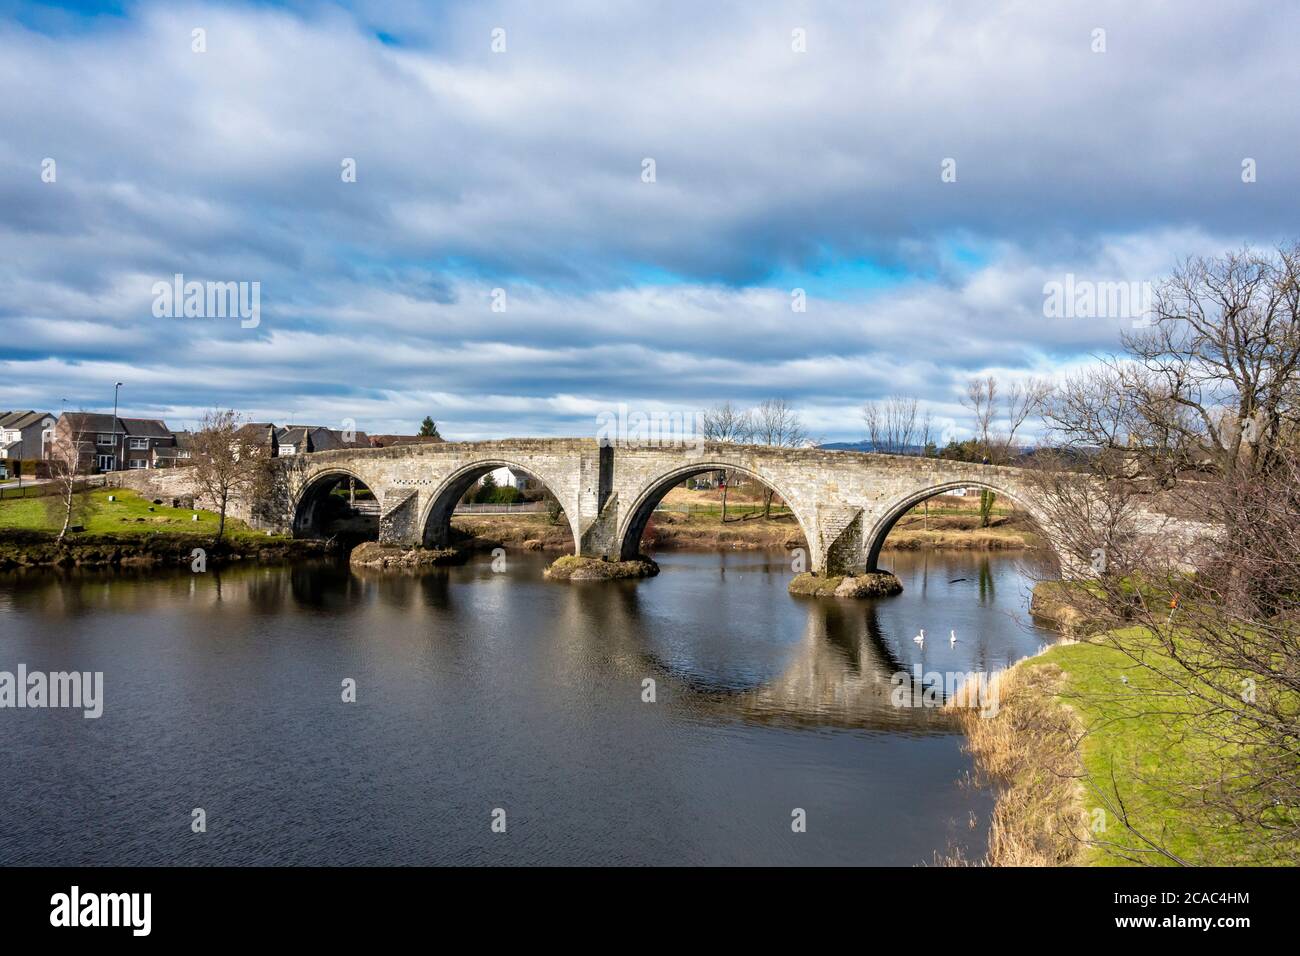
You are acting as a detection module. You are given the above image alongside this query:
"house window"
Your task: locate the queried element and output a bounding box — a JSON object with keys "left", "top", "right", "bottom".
{"left": 128, "top": 438, "right": 149, "bottom": 450}
{"left": 128, "top": 459, "right": 147, "bottom": 470}
{"left": 97, "top": 454, "right": 115, "bottom": 471}
{"left": 97, "top": 433, "right": 116, "bottom": 446}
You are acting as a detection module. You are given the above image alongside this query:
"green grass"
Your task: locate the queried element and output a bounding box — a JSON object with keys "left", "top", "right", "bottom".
{"left": 1028, "top": 634, "right": 1296, "bottom": 866}
{"left": 0, "top": 488, "right": 281, "bottom": 541}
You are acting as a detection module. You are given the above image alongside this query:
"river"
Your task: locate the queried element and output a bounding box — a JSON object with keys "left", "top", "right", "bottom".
{"left": 0, "top": 548, "right": 1056, "bottom": 865}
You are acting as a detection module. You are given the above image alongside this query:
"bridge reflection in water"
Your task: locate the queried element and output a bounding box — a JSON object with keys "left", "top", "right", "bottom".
{"left": 330, "top": 548, "right": 1056, "bottom": 732}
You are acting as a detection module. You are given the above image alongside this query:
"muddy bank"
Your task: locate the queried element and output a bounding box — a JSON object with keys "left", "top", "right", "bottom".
{"left": 0, "top": 529, "right": 332, "bottom": 569}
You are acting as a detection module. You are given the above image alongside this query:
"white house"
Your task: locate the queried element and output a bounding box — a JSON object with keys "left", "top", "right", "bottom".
{"left": 0, "top": 410, "right": 55, "bottom": 461}
{"left": 488, "top": 467, "right": 540, "bottom": 491}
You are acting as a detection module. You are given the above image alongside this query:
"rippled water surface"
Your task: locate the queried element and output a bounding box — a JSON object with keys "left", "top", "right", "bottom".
{"left": 0, "top": 549, "right": 1055, "bottom": 865}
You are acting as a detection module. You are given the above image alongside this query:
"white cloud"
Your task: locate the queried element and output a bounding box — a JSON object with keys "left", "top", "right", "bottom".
{"left": 0, "top": 1, "right": 1293, "bottom": 441}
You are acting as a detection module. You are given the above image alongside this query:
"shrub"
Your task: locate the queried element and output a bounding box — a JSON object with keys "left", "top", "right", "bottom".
{"left": 483, "top": 485, "right": 522, "bottom": 505}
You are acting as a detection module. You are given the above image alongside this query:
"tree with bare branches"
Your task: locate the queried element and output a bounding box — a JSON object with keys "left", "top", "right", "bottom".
{"left": 863, "top": 395, "right": 922, "bottom": 454}
{"left": 700, "top": 401, "right": 754, "bottom": 522}
{"left": 961, "top": 375, "right": 1050, "bottom": 525}
{"left": 700, "top": 401, "right": 753, "bottom": 443}
{"left": 46, "top": 416, "right": 92, "bottom": 543}
{"left": 1025, "top": 243, "right": 1300, "bottom": 863}
{"left": 751, "top": 398, "right": 808, "bottom": 517}
{"left": 190, "top": 409, "right": 271, "bottom": 545}
{"left": 1122, "top": 244, "right": 1300, "bottom": 479}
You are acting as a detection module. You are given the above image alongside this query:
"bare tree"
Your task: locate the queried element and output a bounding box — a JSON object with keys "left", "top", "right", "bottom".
{"left": 701, "top": 401, "right": 754, "bottom": 443}
{"left": 961, "top": 375, "right": 1050, "bottom": 525}
{"left": 190, "top": 409, "right": 269, "bottom": 545}
{"left": 863, "top": 395, "right": 920, "bottom": 454}
{"left": 753, "top": 398, "right": 807, "bottom": 447}
{"left": 964, "top": 377, "right": 999, "bottom": 459}
{"left": 1026, "top": 442, "right": 1300, "bottom": 863}
{"left": 918, "top": 409, "right": 935, "bottom": 457}
{"left": 46, "top": 417, "right": 92, "bottom": 543}
{"left": 752, "top": 398, "right": 808, "bottom": 517}
{"left": 700, "top": 401, "right": 754, "bottom": 522}
{"left": 1024, "top": 243, "right": 1300, "bottom": 863}
{"left": 1119, "top": 244, "right": 1300, "bottom": 479}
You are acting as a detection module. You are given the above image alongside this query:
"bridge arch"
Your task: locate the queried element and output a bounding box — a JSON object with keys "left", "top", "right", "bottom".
{"left": 616, "top": 460, "right": 816, "bottom": 564}
{"left": 418, "top": 458, "right": 580, "bottom": 551}
{"left": 863, "top": 479, "right": 1057, "bottom": 572}
{"left": 292, "top": 467, "right": 381, "bottom": 540}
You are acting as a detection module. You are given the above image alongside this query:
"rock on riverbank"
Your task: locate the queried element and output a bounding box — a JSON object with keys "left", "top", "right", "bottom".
{"left": 788, "top": 570, "right": 903, "bottom": 598}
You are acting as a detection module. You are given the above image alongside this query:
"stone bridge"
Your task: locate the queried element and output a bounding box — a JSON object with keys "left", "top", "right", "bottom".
{"left": 272, "top": 439, "right": 1112, "bottom": 576}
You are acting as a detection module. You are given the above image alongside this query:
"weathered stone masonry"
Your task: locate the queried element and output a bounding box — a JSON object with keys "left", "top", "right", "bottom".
{"left": 260, "top": 439, "right": 1211, "bottom": 577}
{"left": 107, "top": 439, "right": 1212, "bottom": 577}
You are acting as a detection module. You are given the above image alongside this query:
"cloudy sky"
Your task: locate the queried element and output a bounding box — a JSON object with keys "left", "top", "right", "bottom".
{"left": 1, "top": 0, "right": 1296, "bottom": 442}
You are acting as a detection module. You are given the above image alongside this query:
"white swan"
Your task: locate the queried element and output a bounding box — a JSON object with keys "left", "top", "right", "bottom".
{"left": 913, "top": 628, "right": 925, "bottom": 645}
{"left": 950, "top": 630, "right": 957, "bottom": 646}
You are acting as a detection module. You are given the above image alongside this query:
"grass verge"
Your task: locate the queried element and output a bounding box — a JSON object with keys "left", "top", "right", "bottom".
{"left": 0, "top": 488, "right": 275, "bottom": 542}
{"left": 958, "top": 622, "right": 1298, "bottom": 866}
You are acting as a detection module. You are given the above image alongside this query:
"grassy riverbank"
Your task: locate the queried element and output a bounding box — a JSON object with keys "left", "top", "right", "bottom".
{"left": 960, "top": 588, "right": 1297, "bottom": 866}
{"left": 0, "top": 487, "right": 271, "bottom": 539}
{"left": 0, "top": 488, "right": 317, "bottom": 568}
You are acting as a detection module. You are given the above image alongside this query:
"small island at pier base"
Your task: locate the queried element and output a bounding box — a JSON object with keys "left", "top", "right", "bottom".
{"left": 542, "top": 554, "right": 659, "bottom": 581}
{"left": 787, "top": 570, "right": 904, "bottom": 598}
{"left": 347, "top": 540, "right": 465, "bottom": 570}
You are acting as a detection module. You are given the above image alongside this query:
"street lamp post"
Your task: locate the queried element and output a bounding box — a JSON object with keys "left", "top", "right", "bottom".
{"left": 112, "top": 382, "right": 123, "bottom": 469}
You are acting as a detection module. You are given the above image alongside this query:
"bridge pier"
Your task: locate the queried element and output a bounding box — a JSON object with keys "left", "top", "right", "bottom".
{"left": 577, "top": 494, "right": 621, "bottom": 560}
{"left": 820, "top": 508, "right": 866, "bottom": 577}
{"left": 378, "top": 488, "right": 420, "bottom": 545}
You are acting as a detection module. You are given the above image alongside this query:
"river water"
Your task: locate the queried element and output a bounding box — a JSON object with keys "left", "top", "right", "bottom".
{"left": 0, "top": 549, "right": 1056, "bottom": 866}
